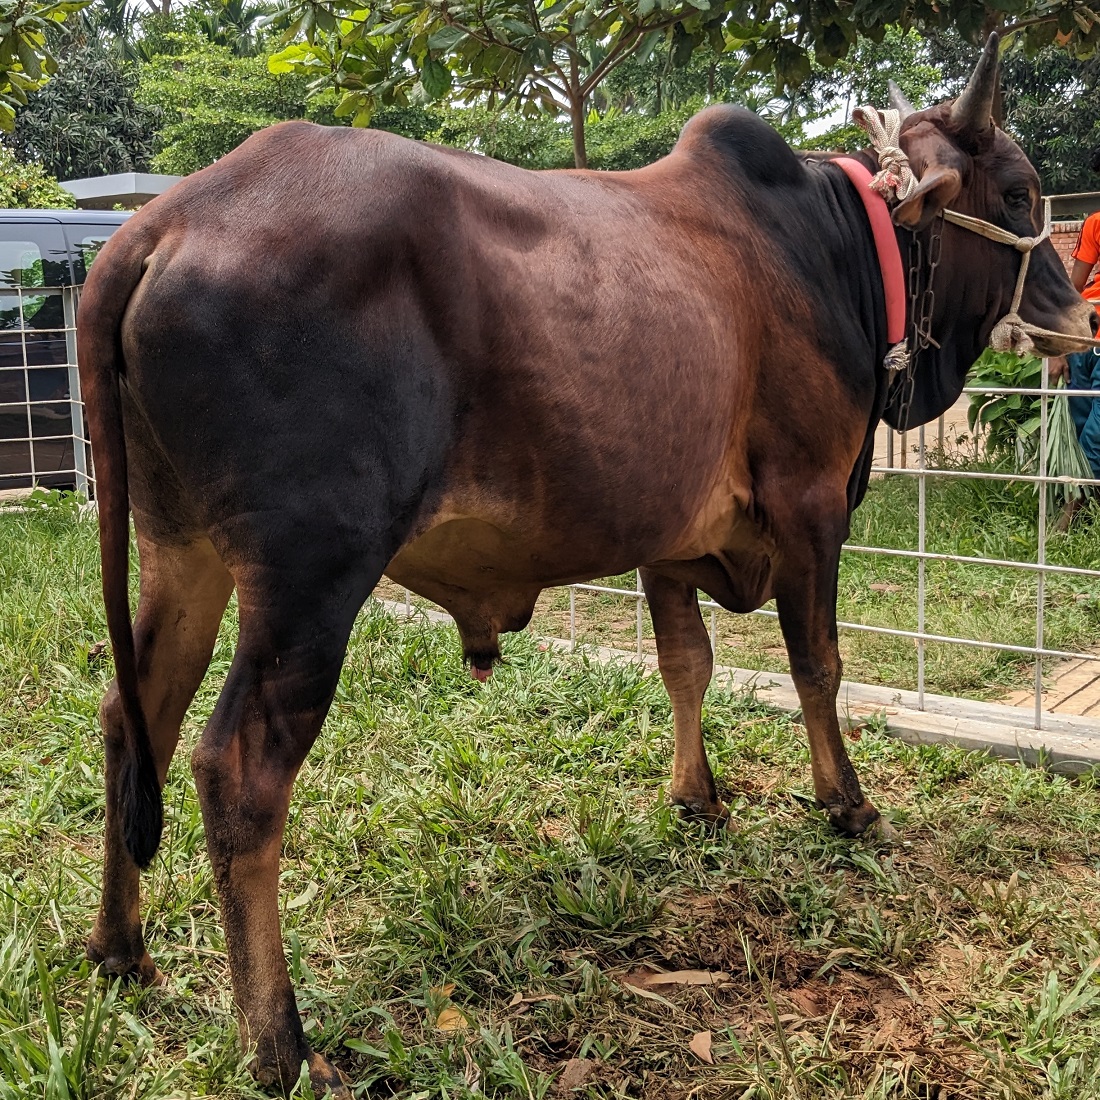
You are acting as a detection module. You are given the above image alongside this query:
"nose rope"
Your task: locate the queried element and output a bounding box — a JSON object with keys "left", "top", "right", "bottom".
{"left": 939, "top": 209, "right": 1066, "bottom": 354}
{"left": 852, "top": 105, "right": 1099, "bottom": 358}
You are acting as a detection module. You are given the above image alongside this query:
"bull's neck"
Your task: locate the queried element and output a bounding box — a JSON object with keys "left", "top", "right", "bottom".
{"left": 890, "top": 221, "right": 987, "bottom": 428}
{"left": 823, "top": 148, "right": 984, "bottom": 429}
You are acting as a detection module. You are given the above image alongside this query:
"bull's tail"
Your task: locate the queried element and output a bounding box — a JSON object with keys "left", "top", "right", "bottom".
{"left": 77, "top": 235, "right": 161, "bottom": 870}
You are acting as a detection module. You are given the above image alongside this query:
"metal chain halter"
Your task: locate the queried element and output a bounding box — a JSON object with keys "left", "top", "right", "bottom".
{"left": 891, "top": 216, "right": 943, "bottom": 426}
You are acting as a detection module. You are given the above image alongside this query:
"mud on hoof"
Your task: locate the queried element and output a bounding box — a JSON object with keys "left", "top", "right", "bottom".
{"left": 252, "top": 1045, "right": 350, "bottom": 1097}
{"left": 674, "top": 795, "right": 730, "bottom": 829}
{"left": 85, "top": 939, "right": 165, "bottom": 987}
{"left": 305, "top": 1052, "right": 351, "bottom": 1098}
{"left": 864, "top": 815, "right": 900, "bottom": 844}
{"left": 822, "top": 798, "right": 883, "bottom": 838}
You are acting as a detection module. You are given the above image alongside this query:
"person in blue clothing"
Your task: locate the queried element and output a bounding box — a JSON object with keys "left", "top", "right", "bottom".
{"left": 1053, "top": 157, "right": 1100, "bottom": 478}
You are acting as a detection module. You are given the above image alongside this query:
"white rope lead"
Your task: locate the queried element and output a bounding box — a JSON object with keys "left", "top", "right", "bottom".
{"left": 940, "top": 210, "right": 1074, "bottom": 355}
{"left": 851, "top": 107, "right": 916, "bottom": 203}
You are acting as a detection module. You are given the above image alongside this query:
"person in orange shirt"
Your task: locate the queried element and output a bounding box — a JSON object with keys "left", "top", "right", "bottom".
{"left": 1056, "top": 175, "right": 1100, "bottom": 478}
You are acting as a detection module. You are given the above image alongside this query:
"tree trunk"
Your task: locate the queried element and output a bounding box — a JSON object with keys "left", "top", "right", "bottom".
{"left": 570, "top": 96, "right": 587, "bottom": 169}
{"left": 568, "top": 52, "right": 587, "bottom": 170}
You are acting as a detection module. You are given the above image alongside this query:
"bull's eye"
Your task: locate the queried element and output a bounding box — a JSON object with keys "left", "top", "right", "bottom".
{"left": 1005, "top": 188, "right": 1031, "bottom": 209}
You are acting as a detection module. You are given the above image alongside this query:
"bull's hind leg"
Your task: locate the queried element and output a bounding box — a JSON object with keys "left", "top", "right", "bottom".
{"left": 88, "top": 534, "right": 233, "bottom": 981}
{"left": 191, "top": 552, "right": 380, "bottom": 1097}
{"left": 641, "top": 569, "right": 727, "bottom": 825}
{"left": 773, "top": 504, "right": 881, "bottom": 837}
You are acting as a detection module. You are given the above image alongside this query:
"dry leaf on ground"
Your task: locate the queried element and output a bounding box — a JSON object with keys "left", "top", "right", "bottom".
{"left": 625, "top": 968, "right": 730, "bottom": 988}
{"left": 689, "top": 1031, "right": 713, "bottom": 1064}
{"left": 556, "top": 1058, "right": 595, "bottom": 1091}
{"left": 508, "top": 990, "right": 562, "bottom": 1007}
{"left": 436, "top": 1006, "right": 469, "bottom": 1032}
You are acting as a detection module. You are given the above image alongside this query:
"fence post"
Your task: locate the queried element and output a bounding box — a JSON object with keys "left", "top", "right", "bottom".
{"left": 1034, "top": 198, "right": 1052, "bottom": 731}
{"left": 917, "top": 422, "right": 926, "bottom": 710}
{"left": 64, "top": 287, "right": 89, "bottom": 498}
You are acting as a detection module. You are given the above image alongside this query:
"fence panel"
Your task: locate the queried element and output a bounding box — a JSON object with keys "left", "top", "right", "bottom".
{"left": 0, "top": 285, "right": 92, "bottom": 500}
{"left": 11, "top": 274, "right": 1100, "bottom": 733}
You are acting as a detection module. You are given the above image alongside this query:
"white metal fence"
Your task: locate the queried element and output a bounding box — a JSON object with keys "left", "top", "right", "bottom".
{"left": 0, "top": 285, "right": 92, "bottom": 500}
{"left": 8, "top": 275, "right": 1100, "bottom": 734}
{"left": 559, "top": 378, "right": 1100, "bottom": 732}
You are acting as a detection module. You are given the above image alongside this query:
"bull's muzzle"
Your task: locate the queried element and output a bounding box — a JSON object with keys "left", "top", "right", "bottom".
{"left": 1028, "top": 300, "right": 1099, "bottom": 357}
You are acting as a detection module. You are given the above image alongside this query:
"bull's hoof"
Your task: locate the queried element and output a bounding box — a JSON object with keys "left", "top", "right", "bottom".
{"left": 824, "top": 798, "right": 882, "bottom": 838}
{"left": 674, "top": 795, "right": 730, "bottom": 830}
{"left": 86, "top": 939, "right": 165, "bottom": 987}
{"left": 307, "top": 1052, "right": 351, "bottom": 1098}
{"left": 866, "top": 816, "right": 900, "bottom": 844}
{"left": 252, "top": 1048, "right": 350, "bottom": 1098}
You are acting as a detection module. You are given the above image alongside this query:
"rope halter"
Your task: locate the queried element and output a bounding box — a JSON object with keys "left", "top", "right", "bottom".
{"left": 940, "top": 208, "right": 1052, "bottom": 355}
{"left": 852, "top": 105, "right": 1099, "bottom": 359}
{"left": 851, "top": 106, "right": 916, "bottom": 203}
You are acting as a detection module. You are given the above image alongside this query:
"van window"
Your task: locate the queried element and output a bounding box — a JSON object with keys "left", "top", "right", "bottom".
{"left": 70, "top": 226, "right": 124, "bottom": 283}
{"left": 0, "top": 226, "right": 70, "bottom": 329}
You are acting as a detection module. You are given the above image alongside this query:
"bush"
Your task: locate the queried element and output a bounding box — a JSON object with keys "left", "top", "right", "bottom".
{"left": 0, "top": 145, "right": 75, "bottom": 209}
{"left": 967, "top": 349, "right": 1043, "bottom": 462}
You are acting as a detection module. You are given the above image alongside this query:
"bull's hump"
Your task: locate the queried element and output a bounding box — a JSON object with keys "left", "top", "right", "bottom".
{"left": 676, "top": 105, "right": 805, "bottom": 188}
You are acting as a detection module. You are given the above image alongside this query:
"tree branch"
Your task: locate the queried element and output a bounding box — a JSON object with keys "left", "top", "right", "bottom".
{"left": 578, "top": 12, "right": 684, "bottom": 97}
{"left": 1002, "top": 11, "right": 1061, "bottom": 34}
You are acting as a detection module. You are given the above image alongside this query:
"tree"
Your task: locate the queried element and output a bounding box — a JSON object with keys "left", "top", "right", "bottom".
{"left": 79, "top": 0, "right": 143, "bottom": 58}
{"left": 268, "top": 0, "right": 731, "bottom": 167}
{"left": 986, "top": 40, "right": 1100, "bottom": 193}
{"left": 192, "top": 0, "right": 275, "bottom": 58}
{"left": 408, "top": 29, "right": 818, "bottom": 171}
{"left": 135, "top": 32, "right": 332, "bottom": 173}
{"left": 0, "top": 0, "right": 92, "bottom": 131}
{"left": 268, "top": 0, "right": 1100, "bottom": 169}
{"left": 8, "top": 31, "right": 158, "bottom": 179}
{"left": 0, "top": 142, "right": 74, "bottom": 204}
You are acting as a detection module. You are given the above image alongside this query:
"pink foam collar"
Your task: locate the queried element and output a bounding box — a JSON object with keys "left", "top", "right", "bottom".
{"left": 831, "top": 157, "right": 907, "bottom": 346}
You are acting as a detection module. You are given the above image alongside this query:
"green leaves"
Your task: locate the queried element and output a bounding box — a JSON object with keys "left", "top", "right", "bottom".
{"left": 0, "top": 145, "right": 74, "bottom": 207}
{"left": 421, "top": 56, "right": 452, "bottom": 99}
{"left": 267, "top": 0, "right": 743, "bottom": 164}
{"left": 0, "top": 0, "right": 87, "bottom": 131}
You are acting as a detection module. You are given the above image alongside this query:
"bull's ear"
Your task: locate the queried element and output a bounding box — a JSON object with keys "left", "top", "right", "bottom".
{"left": 892, "top": 165, "right": 962, "bottom": 231}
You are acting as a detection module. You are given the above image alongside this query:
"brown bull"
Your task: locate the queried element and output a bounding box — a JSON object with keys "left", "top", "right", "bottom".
{"left": 78, "top": 34, "right": 1093, "bottom": 1094}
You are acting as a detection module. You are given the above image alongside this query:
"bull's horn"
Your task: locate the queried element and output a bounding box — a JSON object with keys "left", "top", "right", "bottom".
{"left": 888, "top": 80, "right": 915, "bottom": 120}
{"left": 951, "top": 32, "right": 999, "bottom": 136}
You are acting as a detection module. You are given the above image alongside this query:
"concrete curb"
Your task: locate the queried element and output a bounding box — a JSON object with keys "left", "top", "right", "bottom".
{"left": 374, "top": 599, "right": 1100, "bottom": 776}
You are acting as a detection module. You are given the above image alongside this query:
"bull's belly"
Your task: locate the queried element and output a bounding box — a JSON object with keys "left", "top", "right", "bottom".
{"left": 382, "top": 515, "right": 777, "bottom": 650}
{"left": 384, "top": 516, "right": 630, "bottom": 631}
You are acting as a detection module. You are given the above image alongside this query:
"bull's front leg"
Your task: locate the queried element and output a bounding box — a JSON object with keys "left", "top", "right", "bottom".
{"left": 641, "top": 568, "right": 728, "bottom": 826}
{"left": 773, "top": 506, "right": 886, "bottom": 838}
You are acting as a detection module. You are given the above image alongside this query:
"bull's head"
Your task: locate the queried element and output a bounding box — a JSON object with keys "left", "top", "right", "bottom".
{"left": 882, "top": 34, "right": 1096, "bottom": 427}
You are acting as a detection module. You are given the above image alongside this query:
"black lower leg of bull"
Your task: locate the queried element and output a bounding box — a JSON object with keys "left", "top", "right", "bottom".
{"left": 774, "top": 512, "right": 882, "bottom": 837}
{"left": 640, "top": 568, "right": 728, "bottom": 825}
{"left": 88, "top": 535, "right": 233, "bottom": 983}
{"left": 189, "top": 565, "right": 374, "bottom": 1098}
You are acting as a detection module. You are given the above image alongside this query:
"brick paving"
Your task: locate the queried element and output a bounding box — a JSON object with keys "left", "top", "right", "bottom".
{"left": 1003, "top": 652, "right": 1100, "bottom": 716}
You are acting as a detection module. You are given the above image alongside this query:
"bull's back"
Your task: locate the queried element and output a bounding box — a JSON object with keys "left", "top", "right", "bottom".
{"left": 115, "top": 123, "right": 755, "bottom": 564}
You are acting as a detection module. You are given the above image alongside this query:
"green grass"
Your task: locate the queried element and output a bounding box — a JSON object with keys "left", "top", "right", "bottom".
{"left": 5, "top": 502, "right": 1100, "bottom": 1098}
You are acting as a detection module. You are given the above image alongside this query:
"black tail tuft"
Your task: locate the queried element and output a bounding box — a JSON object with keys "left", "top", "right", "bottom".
{"left": 120, "top": 739, "right": 163, "bottom": 870}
